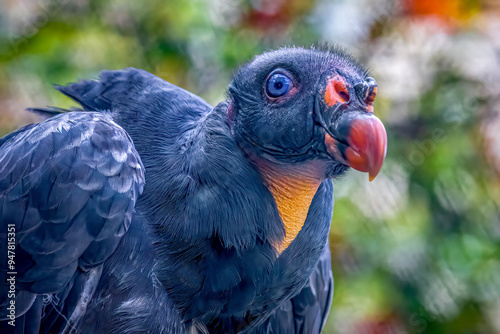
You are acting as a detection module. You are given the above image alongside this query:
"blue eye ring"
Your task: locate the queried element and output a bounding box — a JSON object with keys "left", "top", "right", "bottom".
{"left": 266, "top": 73, "right": 293, "bottom": 98}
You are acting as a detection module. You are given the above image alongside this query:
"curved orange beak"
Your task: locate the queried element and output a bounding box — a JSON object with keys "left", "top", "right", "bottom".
{"left": 320, "top": 75, "right": 387, "bottom": 181}
{"left": 325, "top": 114, "right": 387, "bottom": 181}
{"left": 344, "top": 115, "right": 387, "bottom": 181}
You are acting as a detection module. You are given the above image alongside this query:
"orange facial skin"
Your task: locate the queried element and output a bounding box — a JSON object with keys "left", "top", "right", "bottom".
{"left": 324, "top": 76, "right": 350, "bottom": 107}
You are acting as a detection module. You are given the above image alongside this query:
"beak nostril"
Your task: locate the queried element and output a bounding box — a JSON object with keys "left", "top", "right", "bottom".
{"left": 325, "top": 76, "right": 351, "bottom": 106}
{"left": 334, "top": 81, "right": 349, "bottom": 103}
{"left": 338, "top": 90, "right": 349, "bottom": 103}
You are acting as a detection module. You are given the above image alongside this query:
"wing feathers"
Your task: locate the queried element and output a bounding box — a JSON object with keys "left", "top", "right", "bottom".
{"left": 0, "top": 112, "right": 145, "bottom": 316}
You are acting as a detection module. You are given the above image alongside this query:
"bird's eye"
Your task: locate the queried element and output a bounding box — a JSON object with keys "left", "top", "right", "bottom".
{"left": 266, "top": 73, "right": 293, "bottom": 98}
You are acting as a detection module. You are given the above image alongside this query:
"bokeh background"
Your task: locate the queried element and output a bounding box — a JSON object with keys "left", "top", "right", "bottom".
{"left": 1, "top": 0, "right": 499, "bottom": 333}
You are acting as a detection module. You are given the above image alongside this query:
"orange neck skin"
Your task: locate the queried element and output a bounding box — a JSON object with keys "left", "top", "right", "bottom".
{"left": 255, "top": 159, "right": 323, "bottom": 253}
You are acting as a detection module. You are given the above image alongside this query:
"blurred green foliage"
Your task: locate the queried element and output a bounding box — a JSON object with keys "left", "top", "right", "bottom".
{"left": 1, "top": 0, "right": 500, "bottom": 333}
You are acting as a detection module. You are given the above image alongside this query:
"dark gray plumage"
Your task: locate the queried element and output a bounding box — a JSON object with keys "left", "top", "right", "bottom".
{"left": 0, "top": 112, "right": 144, "bottom": 332}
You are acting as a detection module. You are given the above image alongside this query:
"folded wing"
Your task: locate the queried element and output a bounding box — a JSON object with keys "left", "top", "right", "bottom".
{"left": 0, "top": 112, "right": 144, "bottom": 332}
